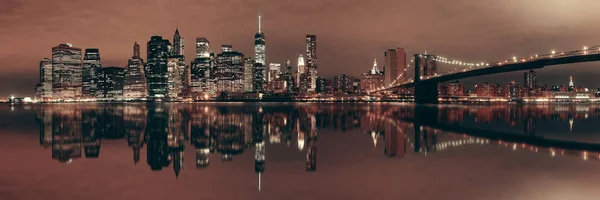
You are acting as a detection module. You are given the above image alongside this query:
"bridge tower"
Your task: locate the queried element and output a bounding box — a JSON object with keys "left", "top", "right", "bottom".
{"left": 414, "top": 54, "right": 439, "bottom": 104}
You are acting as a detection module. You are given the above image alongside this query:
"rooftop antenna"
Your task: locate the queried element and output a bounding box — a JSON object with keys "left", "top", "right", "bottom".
{"left": 258, "top": 15, "right": 262, "bottom": 33}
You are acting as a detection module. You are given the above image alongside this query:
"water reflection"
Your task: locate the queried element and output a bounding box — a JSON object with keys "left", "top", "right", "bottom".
{"left": 33, "top": 103, "right": 600, "bottom": 178}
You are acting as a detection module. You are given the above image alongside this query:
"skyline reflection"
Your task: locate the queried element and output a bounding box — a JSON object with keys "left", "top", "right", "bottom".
{"left": 32, "top": 103, "right": 600, "bottom": 180}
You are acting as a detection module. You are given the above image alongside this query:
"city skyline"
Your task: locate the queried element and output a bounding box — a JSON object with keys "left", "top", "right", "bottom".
{"left": 2, "top": 0, "right": 600, "bottom": 97}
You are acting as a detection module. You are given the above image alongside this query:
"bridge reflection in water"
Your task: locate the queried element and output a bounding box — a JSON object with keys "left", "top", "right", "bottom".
{"left": 34, "top": 103, "right": 600, "bottom": 179}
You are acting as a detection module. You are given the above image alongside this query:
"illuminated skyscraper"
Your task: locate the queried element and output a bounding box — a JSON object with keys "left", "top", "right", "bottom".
{"left": 215, "top": 45, "right": 245, "bottom": 93}
{"left": 384, "top": 48, "right": 406, "bottom": 86}
{"left": 253, "top": 63, "right": 265, "bottom": 92}
{"left": 96, "top": 67, "right": 125, "bottom": 100}
{"left": 195, "top": 38, "right": 210, "bottom": 58}
{"left": 167, "top": 55, "right": 187, "bottom": 99}
{"left": 52, "top": 43, "right": 83, "bottom": 100}
{"left": 123, "top": 42, "right": 147, "bottom": 100}
{"left": 37, "top": 58, "right": 53, "bottom": 101}
{"left": 284, "top": 60, "right": 295, "bottom": 94}
{"left": 296, "top": 54, "right": 305, "bottom": 88}
{"left": 146, "top": 36, "right": 171, "bottom": 99}
{"left": 254, "top": 16, "right": 266, "bottom": 67}
{"left": 82, "top": 48, "right": 101, "bottom": 99}
{"left": 361, "top": 59, "right": 384, "bottom": 93}
{"left": 244, "top": 58, "right": 255, "bottom": 92}
{"left": 191, "top": 38, "right": 213, "bottom": 98}
{"left": 254, "top": 16, "right": 267, "bottom": 89}
{"left": 268, "top": 63, "right": 281, "bottom": 82}
{"left": 305, "top": 35, "right": 317, "bottom": 93}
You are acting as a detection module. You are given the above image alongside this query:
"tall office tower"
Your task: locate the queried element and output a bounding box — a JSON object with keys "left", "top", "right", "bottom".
{"left": 96, "top": 67, "right": 125, "bottom": 100}
{"left": 172, "top": 28, "right": 184, "bottom": 56}
{"left": 244, "top": 58, "right": 255, "bottom": 92}
{"left": 215, "top": 45, "right": 245, "bottom": 93}
{"left": 167, "top": 55, "right": 187, "bottom": 99}
{"left": 253, "top": 63, "right": 265, "bottom": 92}
{"left": 384, "top": 48, "right": 406, "bottom": 86}
{"left": 254, "top": 16, "right": 266, "bottom": 68}
{"left": 268, "top": 63, "right": 282, "bottom": 82}
{"left": 284, "top": 60, "right": 295, "bottom": 93}
{"left": 124, "top": 42, "right": 147, "bottom": 100}
{"left": 146, "top": 36, "right": 171, "bottom": 99}
{"left": 195, "top": 38, "right": 210, "bottom": 59}
{"left": 296, "top": 54, "right": 305, "bottom": 86}
{"left": 420, "top": 53, "right": 437, "bottom": 76}
{"left": 191, "top": 38, "right": 213, "bottom": 98}
{"left": 305, "top": 35, "right": 317, "bottom": 93}
{"left": 82, "top": 49, "right": 101, "bottom": 99}
{"left": 38, "top": 58, "right": 53, "bottom": 101}
{"left": 52, "top": 43, "right": 83, "bottom": 100}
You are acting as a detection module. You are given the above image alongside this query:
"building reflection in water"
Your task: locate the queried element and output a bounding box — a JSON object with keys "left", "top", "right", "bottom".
{"left": 33, "top": 103, "right": 600, "bottom": 178}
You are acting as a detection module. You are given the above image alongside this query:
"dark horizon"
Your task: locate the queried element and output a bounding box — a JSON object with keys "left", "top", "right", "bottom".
{"left": 2, "top": 0, "right": 600, "bottom": 98}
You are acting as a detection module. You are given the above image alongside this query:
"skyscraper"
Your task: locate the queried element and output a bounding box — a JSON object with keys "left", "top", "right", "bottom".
{"left": 268, "top": 63, "right": 281, "bottom": 82}
{"left": 361, "top": 59, "right": 384, "bottom": 93}
{"left": 254, "top": 16, "right": 266, "bottom": 67}
{"left": 191, "top": 38, "right": 213, "bottom": 98}
{"left": 569, "top": 76, "right": 574, "bottom": 91}
{"left": 96, "top": 67, "right": 125, "bottom": 99}
{"left": 167, "top": 55, "right": 187, "bottom": 99}
{"left": 215, "top": 45, "right": 245, "bottom": 93}
{"left": 146, "top": 36, "right": 171, "bottom": 99}
{"left": 195, "top": 38, "right": 210, "bottom": 59}
{"left": 254, "top": 16, "right": 267, "bottom": 87}
{"left": 167, "top": 28, "right": 188, "bottom": 99}
{"left": 37, "top": 58, "right": 53, "bottom": 101}
{"left": 244, "top": 58, "right": 255, "bottom": 92}
{"left": 52, "top": 43, "right": 83, "bottom": 100}
{"left": 296, "top": 54, "right": 305, "bottom": 88}
{"left": 305, "top": 35, "right": 317, "bottom": 93}
{"left": 124, "top": 42, "right": 147, "bottom": 100}
{"left": 284, "top": 60, "right": 295, "bottom": 94}
{"left": 171, "top": 28, "right": 184, "bottom": 56}
{"left": 384, "top": 48, "right": 406, "bottom": 86}
{"left": 253, "top": 62, "right": 266, "bottom": 92}
{"left": 82, "top": 49, "right": 101, "bottom": 99}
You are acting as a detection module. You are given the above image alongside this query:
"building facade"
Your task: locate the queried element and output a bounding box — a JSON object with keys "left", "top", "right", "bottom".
{"left": 361, "top": 59, "right": 384, "bottom": 93}
{"left": 146, "top": 36, "right": 171, "bottom": 99}
{"left": 82, "top": 49, "right": 101, "bottom": 99}
{"left": 52, "top": 44, "right": 83, "bottom": 100}
{"left": 123, "top": 42, "right": 147, "bottom": 100}
{"left": 97, "top": 67, "right": 125, "bottom": 100}
{"left": 167, "top": 55, "right": 187, "bottom": 99}
{"left": 384, "top": 48, "right": 406, "bottom": 86}
{"left": 244, "top": 58, "right": 255, "bottom": 92}
{"left": 305, "top": 35, "right": 317, "bottom": 93}
{"left": 296, "top": 54, "right": 306, "bottom": 93}
{"left": 215, "top": 45, "right": 245, "bottom": 93}
{"left": 37, "top": 58, "right": 53, "bottom": 101}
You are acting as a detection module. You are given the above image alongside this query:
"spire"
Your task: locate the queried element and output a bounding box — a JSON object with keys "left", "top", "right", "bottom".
{"left": 258, "top": 173, "right": 262, "bottom": 191}
{"left": 258, "top": 15, "right": 262, "bottom": 33}
{"left": 371, "top": 59, "right": 379, "bottom": 74}
{"left": 133, "top": 42, "right": 140, "bottom": 58}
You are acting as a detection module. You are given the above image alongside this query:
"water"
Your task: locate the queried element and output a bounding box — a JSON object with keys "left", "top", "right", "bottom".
{"left": 1, "top": 103, "right": 600, "bottom": 200}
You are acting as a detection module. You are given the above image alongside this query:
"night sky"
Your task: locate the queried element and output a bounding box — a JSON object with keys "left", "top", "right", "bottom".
{"left": 1, "top": 0, "right": 600, "bottom": 98}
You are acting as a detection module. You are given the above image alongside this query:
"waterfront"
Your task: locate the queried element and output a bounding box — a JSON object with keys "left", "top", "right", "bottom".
{"left": 1, "top": 103, "right": 600, "bottom": 199}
